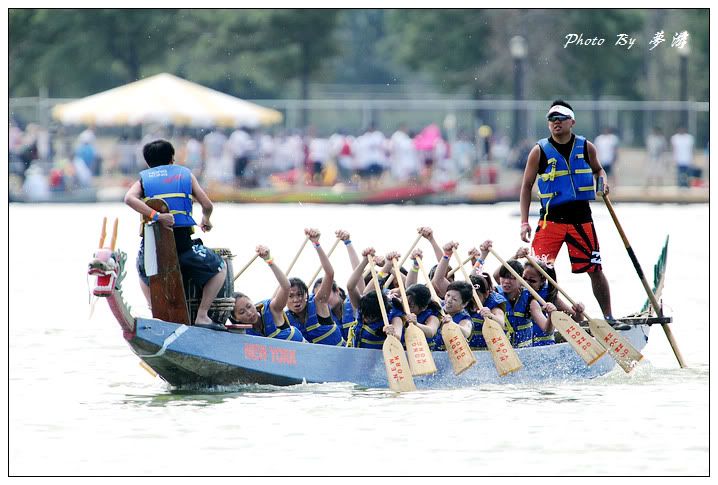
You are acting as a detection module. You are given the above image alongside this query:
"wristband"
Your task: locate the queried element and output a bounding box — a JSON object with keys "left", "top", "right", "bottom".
{"left": 521, "top": 222, "right": 530, "bottom": 228}
{"left": 149, "top": 210, "right": 158, "bottom": 221}
{"left": 411, "top": 267, "right": 419, "bottom": 273}
{"left": 474, "top": 259, "right": 484, "bottom": 269}
{"left": 263, "top": 258, "right": 274, "bottom": 265}
{"left": 313, "top": 242, "right": 321, "bottom": 249}
{"left": 378, "top": 271, "right": 387, "bottom": 278}
{"left": 343, "top": 239, "right": 351, "bottom": 246}
{"left": 442, "top": 254, "right": 450, "bottom": 260}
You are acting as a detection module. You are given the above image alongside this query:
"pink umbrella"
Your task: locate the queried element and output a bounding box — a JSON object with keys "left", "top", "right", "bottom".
{"left": 413, "top": 123, "right": 443, "bottom": 151}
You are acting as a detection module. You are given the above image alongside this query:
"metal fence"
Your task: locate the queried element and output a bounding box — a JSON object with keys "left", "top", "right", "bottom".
{"left": 9, "top": 96, "right": 710, "bottom": 148}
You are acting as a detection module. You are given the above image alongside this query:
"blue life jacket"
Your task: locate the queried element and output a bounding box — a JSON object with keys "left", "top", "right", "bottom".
{"left": 286, "top": 295, "right": 344, "bottom": 346}
{"left": 140, "top": 164, "right": 196, "bottom": 227}
{"left": 497, "top": 287, "right": 534, "bottom": 348}
{"left": 410, "top": 307, "right": 441, "bottom": 350}
{"left": 532, "top": 282, "right": 556, "bottom": 346}
{"left": 247, "top": 299, "right": 304, "bottom": 342}
{"left": 434, "top": 309, "right": 471, "bottom": 351}
{"left": 331, "top": 298, "right": 356, "bottom": 342}
{"left": 467, "top": 292, "right": 508, "bottom": 350}
{"left": 536, "top": 135, "right": 595, "bottom": 218}
{"left": 350, "top": 304, "right": 404, "bottom": 349}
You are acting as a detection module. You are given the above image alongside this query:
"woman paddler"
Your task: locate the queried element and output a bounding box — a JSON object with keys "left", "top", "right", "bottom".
{"left": 310, "top": 229, "right": 361, "bottom": 342}
{"left": 285, "top": 228, "right": 345, "bottom": 346}
{"left": 346, "top": 248, "right": 404, "bottom": 348}
{"left": 228, "top": 245, "right": 305, "bottom": 342}
{"left": 399, "top": 248, "right": 442, "bottom": 349}
{"left": 513, "top": 247, "right": 585, "bottom": 347}
{"left": 429, "top": 241, "right": 474, "bottom": 350}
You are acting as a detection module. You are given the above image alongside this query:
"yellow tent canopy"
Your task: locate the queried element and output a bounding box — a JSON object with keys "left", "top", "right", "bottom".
{"left": 52, "top": 73, "right": 283, "bottom": 128}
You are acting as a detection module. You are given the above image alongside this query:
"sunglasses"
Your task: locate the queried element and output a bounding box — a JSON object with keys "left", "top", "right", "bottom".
{"left": 547, "top": 115, "right": 571, "bottom": 122}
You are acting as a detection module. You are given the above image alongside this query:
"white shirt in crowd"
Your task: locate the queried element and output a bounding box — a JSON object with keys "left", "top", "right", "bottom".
{"left": 228, "top": 128, "right": 254, "bottom": 159}
{"left": 309, "top": 137, "right": 331, "bottom": 163}
{"left": 594, "top": 132, "right": 620, "bottom": 166}
{"left": 670, "top": 132, "right": 694, "bottom": 167}
{"left": 389, "top": 129, "right": 419, "bottom": 181}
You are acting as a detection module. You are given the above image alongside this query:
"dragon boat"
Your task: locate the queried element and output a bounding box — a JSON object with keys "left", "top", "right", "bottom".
{"left": 88, "top": 216, "right": 670, "bottom": 390}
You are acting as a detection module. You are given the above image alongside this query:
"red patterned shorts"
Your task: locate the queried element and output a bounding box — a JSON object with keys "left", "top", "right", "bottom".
{"left": 531, "top": 221, "right": 603, "bottom": 273}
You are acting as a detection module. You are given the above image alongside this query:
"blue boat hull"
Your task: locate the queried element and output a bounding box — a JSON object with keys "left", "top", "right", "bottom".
{"left": 128, "top": 318, "right": 651, "bottom": 389}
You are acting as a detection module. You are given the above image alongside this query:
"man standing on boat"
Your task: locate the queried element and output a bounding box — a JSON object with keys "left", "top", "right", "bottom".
{"left": 124, "top": 139, "right": 227, "bottom": 326}
{"left": 518, "top": 100, "right": 614, "bottom": 320}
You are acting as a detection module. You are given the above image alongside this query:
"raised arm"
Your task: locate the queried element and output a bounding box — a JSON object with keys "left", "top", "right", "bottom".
{"left": 406, "top": 249, "right": 423, "bottom": 287}
{"left": 418, "top": 226, "right": 443, "bottom": 263}
{"left": 432, "top": 241, "right": 458, "bottom": 298}
{"left": 261, "top": 245, "right": 290, "bottom": 317}
{"left": 472, "top": 240, "right": 492, "bottom": 278}
{"left": 337, "top": 229, "right": 365, "bottom": 295}
{"left": 347, "top": 247, "right": 374, "bottom": 311}
{"left": 307, "top": 228, "right": 333, "bottom": 318}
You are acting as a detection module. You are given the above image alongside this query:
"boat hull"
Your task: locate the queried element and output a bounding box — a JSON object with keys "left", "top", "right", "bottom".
{"left": 128, "top": 318, "right": 650, "bottom": 389}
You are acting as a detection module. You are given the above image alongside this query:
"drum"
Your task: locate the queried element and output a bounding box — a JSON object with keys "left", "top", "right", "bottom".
{"left": 185, "top": 247, "right": 236, "bottom": 325}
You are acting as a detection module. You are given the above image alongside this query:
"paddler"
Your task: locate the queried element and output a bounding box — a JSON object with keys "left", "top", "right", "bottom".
{"left": 228, "top": 245, "right": 305, "bottom": 342}
{"left": 285, "top": 228, "right": 345, "bottom": 346}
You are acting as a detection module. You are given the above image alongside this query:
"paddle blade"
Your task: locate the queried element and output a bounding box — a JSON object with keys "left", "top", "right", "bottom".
{"left": 404, "top": 324, "right": 437, "bottom": 376}
{"left": 382, "top": 335, "right": 416, "bottom": 392}
{"left": 589, "top": 318, "right": 644, "bottom": 373}
{"left": 483, "top": 319, "right": 522, "bottom": 376}
{"left": 551, "top": 312, "right": 606, "bottom": 366}
{"left": 441, "top": 324, "right": 476, "bottom": 375}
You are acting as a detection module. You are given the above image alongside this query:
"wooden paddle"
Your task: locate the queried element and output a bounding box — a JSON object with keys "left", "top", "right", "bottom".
{"left": 98, "top": 216, "right": 107, "bottom": 248}
{"left": 524, "top": 255, "right": 643, "bottom": 373}
{"left": 447, "top": 254, "right": 472, "bottom": 278}
{"left": 454, "top": 252, "right": 522, "bottom": 376}
{"left": 416, "top": 257, "right": 476, "bottom": 375}
{"left": 383, "top": 233, "right": 423, "bottom": 289}
{"left": 597, "top": 179, "right": 686, "bottom": 368}
{"left": 487, "top": 248, "right": 605, "bottom": 366}
{"left": 233, "top": 254, "right": 259, "bottom": 283}
{"left": 307, "top": 237, "right": 341, "bottom": 288}
{"left": 391, "top": 257, "right": 437, "bottom": 376}
{"left": 368, "top": 256, "right": 416, "bottom": 392}
{"left": 273, "top": 235, "right": 310, "bottom": 297}
{"left": 110, "top": 218, "right": 119, "bottom": 251}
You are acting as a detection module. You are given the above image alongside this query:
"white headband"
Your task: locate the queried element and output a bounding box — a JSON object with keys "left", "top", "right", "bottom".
{"left": 546, "top": 105, "right": 575, "bottom": 119}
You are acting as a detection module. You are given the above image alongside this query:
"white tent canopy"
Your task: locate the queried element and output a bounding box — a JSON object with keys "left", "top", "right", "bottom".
{"left": 52, "top": 73, "right": 283, "bottom": 128}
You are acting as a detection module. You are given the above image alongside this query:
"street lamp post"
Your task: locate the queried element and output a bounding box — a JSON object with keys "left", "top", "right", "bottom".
{"left": 510, "top": 36, "right": 528, "bottom": 145}
{"left": 678, "top": 45, "right": 690, "bottom": 128}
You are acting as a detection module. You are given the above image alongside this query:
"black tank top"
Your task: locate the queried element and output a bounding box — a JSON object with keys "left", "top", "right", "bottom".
{"left": 537, "top": 134, "right": 593, "bottom": 224}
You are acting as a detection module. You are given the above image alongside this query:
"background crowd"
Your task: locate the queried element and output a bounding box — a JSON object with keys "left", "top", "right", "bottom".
{"left": 9, "top": 117, "right": 707, "bottom": 201}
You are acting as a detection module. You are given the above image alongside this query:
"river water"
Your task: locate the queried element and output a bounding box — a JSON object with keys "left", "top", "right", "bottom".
{"left": 8, "top": 202, "right": 709, "bottom": 476}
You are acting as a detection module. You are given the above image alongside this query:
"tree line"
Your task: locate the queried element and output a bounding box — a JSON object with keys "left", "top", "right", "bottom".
{"left": 10, "top": 9, "right": 708, "bottom": 105}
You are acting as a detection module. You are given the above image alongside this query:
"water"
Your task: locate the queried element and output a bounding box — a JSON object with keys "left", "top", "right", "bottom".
{"left": 9, "top": 202, "right": 708, "bottom": 476}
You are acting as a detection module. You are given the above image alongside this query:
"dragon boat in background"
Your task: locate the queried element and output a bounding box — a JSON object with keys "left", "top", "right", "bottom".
{"left": 88, "top": 213, "right": 671, "bottom": 390}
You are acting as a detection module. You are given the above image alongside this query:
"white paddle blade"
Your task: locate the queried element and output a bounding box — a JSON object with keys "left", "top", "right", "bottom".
{"left": 482, "top": 319, "right": 523, "bottom": 376}
{"left": 551, "top": 312, "right": 606, "bottom": 366}
{"left": 404, "top": 325, "right": 437, "bottom": 376}
{"left": 143, "top": 224, "right": 158, "bottom": 277}
{"left": 382, "top": 335, "right": 416, "bottom": 392}
{"left": 441, "top": 324, "right": 477, "bottom": 375}
{"left": 588, "top": 319, "right": 644, "bottom": 373}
